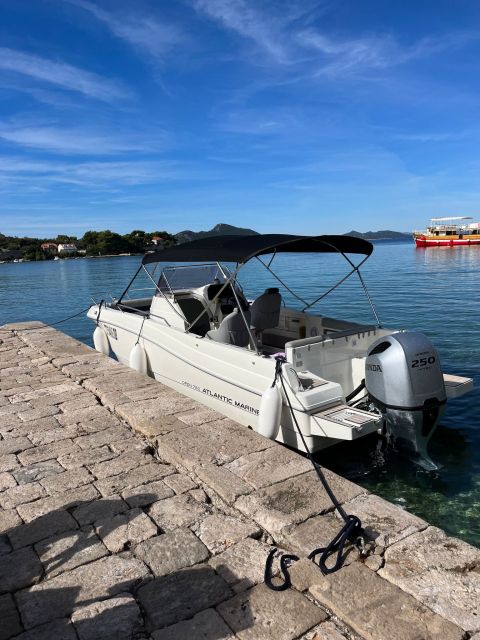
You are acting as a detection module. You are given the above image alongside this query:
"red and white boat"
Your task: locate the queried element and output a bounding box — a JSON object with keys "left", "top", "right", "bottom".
{"left": 414, "top": 216, "right": 480, "bottom": 247}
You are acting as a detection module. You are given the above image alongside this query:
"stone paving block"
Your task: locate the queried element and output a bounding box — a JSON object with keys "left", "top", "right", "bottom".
{"left": 109, "top": 437, "right": 148, "bottom": 454}
{"left": 210, "top": 538, "right": 273, "bottom": 593}
{"left": 4, "top": 416, "right": 60, "bottom": 439}
{"left": 175, "top": 406, "right": 224, "bottom": 426}
{"left": 217, "top": 582, "right": 327, "bottom": 640}
{"left": 379, "top": 526, "right": 480, "bottom": 632}
{"left": 95, "top": 462, "right": 170, "bottom": 497}
{"left": 226, "top": 446, "right": 311, "bottom": 489}
{"left": 17, "top": 555, "right": 150, "bottom": 629}
{"left": 17, "top": 483, "right": 100, "bottom": 522}
{"left": 0, "top": 507, "right": 22, "bottom": 534}
{"left": 309, "top": 562, "right": 464, "bottom": 640}
{"left": 152, "top": 608, "right": 235, "bottom": 640}
{"left": 17, "top": 439, "right": 80, "bottom": 466}
{"left": 298, "top": 621, "right": 350, "bottom": 640}
{"left": 197, "top": 514, "right": 261, "bottom": 555}
{"left": 0, "top": 546, "right": 43, "bottom": 593}
{"left": 95, "top": 508, "right": 157, "bottom": 553}
{"left": 28, "top": 423, "right": 85, "bottom": 447}
{"left": 39, "top": 467, "right": 93, "bottom": 494}
{"left": 195, "top": 463, "right": 253, "bottom": 504}
{"left": 35, "top": 527, "right": 108, "bottom": 577}
{"left": 71, "top": 592, "right": 145, "bottom": 640}
{"left": 8, "top": 509, "right": 78, "bottom": 549}
{"left": 13, "top": 459, "right": 64, "bottom": 485}
{"left": 0, "top": 437, "right": 33, "bottom": 456}
{"left": 17, "top": 405, "right": 60, "bottom": 422}
{"left": 89, "top": 450, "right": 154, "bottom": 480}
{"left": 0, "top": 593, "right": 23, "bottom": 640}
{"left": 346, "top": 493, "right": 428, "bottom": 548}
{"left": 118, "top": 406, "right": 193, "bottom": 439}
{"left": 0, "top": 402, "right": 31, "bottom": 418}
{"left": 288, "top": 558, "right": 325, "bottom": 593}
{"left": 58, "top": 445, "right": 117, "bottom": 470}
{"left": 117, "top": 395, "right": 198, "bottom": 430}
{"left": 57, "top": 395, "right": 99, "bottom": 413}
{"left": 0, "top": 470, "right": 16, "bottom": 491}
{"left": 79, "top": 413, "right": 125, "bottom": 434}
{"left": 135, "top": 528, "right": 209, "bottom": 577}
{"left": 121, "top": 480, "right": 174, "bottom": 510}
{"left": 163, "top": 472, "right": 197, "bottom": 494}
{"left": 148, "top": 493, "right": 209, "bottom": 531}
{"left": 12, "top": 618, "right": 77, "bottom": 640}
{"left": 138, "top": 564, "right": 233, "bottom": 630}
{"left": 72, "top": 495, "right": 129, "bottom": 526}
{"left": 0, "top": 454, "right": 19, "bottom": 472}
{"left": 56, "top": 404, "right": 112, "bottom": 427}
{"left": 74, "top": 424, "right": 134, "bottom": 449}
{"left": 0, "top": 415, "right": 23, "bottom": 434}
{"left": 0, "top": 480, "right": 46, "bottom": 509}
{"left": 235, "top": 470, "right": 364, "bottom": 537}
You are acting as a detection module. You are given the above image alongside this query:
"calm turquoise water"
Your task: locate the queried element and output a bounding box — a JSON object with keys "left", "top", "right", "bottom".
{"left": 1, "top": 241, "right": 479, "bottom": 547}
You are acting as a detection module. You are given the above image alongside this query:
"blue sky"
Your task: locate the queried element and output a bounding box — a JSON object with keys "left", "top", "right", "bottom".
{"left": 1, "top": 0, "right": 480, "bottom": 237}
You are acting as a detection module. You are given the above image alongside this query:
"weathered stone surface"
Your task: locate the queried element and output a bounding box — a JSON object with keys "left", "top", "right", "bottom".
{"left": 138, "top": 564, "right": 232, "bottom": 630}
{"left": 58, "top": 445, "right": 117, "bottom": 470}
{"left": 35, "top": 528, "right": 108, "bottom": 577}
{"left": 56, "top": 404, "right": 111, "bottom": 426}
{"left": 197, "top": 514, "right": 261, "bottom": 555}
{"left": 210, "top": 538, "right": 273, "bottom": 592}
{"left": 175, "top": 406, "right": 224, "bottom": 426}
{"left": 135, "top": 528, "right": 209, "bottom": 577}
{"left": 17, "top": 555, "right": 150, "bottom": 628}
{"left": 0, "top": 507, "right": 21, "bottom": 534}
{"left": 88, "top": 450, "right": 153, "bottom": 479}
{"left": 157, "top": 419, "right": 275, "bottom": 471}
{"left": 11, "top": 618, "right": 77, "bottom": 640}
{"left": 96, "top": 508, "right": 157, "bottom": 553}
{"left": 0, "top": 454, "right": 19, "bottom": 472}
{"left": 217, "top": 582, "right": 327, "bottom": 640}
{"left": 148, "top": 493, "right": 209, "bottom": 531}
{"left": 346, "top": 493, "right": 428, "bottom": 547}
{"left": 226, "top": 446, "right": 311, "bottom": 489}
{"left": 17, "top": 439, "right": 80, "bottom": 466}
{"left": 379, "top": 526, "right": 480, "bottom": 632}
{"left": 28, "top": 423, "right": 85, "bottom": 447}
{"left": 8, "top": 509, "right": 78, "bottom": 549}
{"left": 310, "top": 562, "right": 464, "bottom": 640}
{"left": 236, "top": 470, "right": 364, "bottom": 537}
{"left": 117, "top": 395, "right": 198, "bottom": 433}
{"left": 288, "top": 558, "right": 325, "bottom": 593}
{"left": 17, "top": 405, "right": 60, "bottom": 422}
{"left": 71, "top": 592, "right": 144, "bottom": 640}
{"left": 0, "top": 437, "right": 33, "bottom": 456}
{"left": 0, "top": 481, "right": 46, "bottom": 509}
{"left": 94, "top": 462, "right": 168, "bottom": 497}
{"left": 163, "top": 472, "right": 197, "bottom": 494}
{"left": 74, "top": 424, "right": 133, "bottom": 450}
{"left": 0, "top": 546, "right": 43, "bottom": 592}
{"left": 17, "top": 483, "right": 100, "bottom": 522}
{"left": 40, "top": 467, "right": 93, "bottom": 494}
{"left": 13, "top": 459, "right": 64, "bottom": 484}
{"left": 72, "top": 495, "right": 128, "bottom": 526}
{"left": 0, "top": 470, "right": 16, "bottom": 491}
{"left": 195, "top": 463, "right": 253, "bottom": 504}
{"left": 0, "top": 593, "right": 23, "bottom": 640}
{"left": 298, "top": 621, "right": 350, "bottom": 640}
{"left": 152, "top": 608, "right": 235, "bottom": 640}
{"left": 122, "top": 478, "right": 175, "bottom": 508}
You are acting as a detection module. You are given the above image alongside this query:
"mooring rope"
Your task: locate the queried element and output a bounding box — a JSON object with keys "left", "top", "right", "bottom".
{"left": 264, "top": 356, "right": 365, "bottom": 590}
{"left": 0, "top": 305, "right": 93, "bottom": 334}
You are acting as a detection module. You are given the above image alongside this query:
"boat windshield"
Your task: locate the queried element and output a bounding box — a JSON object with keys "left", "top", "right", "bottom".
{"left": 157, "top": 264, "right": 228, "bottom": 294}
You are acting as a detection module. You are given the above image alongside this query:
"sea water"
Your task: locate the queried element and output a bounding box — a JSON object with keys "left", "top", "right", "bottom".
{"left": 1, "top": 241, "right": 479, "bottom": 547}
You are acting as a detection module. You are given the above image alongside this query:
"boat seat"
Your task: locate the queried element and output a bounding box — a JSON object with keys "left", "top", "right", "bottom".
{"left": 250, "top": 288, "right": 281, "bottom": 332}
{"left": 206, "top": 308, "right": 251, "bottom": 347}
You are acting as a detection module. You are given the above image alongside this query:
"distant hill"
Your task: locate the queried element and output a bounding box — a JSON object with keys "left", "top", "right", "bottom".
{"left": 175, "top": 223, "right": 259, "bottom": 244}
{"left": 345, "top": 229, "right": 410, "bottom": 240}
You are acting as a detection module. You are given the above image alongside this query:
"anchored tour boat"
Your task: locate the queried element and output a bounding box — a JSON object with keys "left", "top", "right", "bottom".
{"left": 87, "top": 234, "right": 473, "bottom": 468}
{"left": 414, "top": 216, "right": 480, "bottom": 247}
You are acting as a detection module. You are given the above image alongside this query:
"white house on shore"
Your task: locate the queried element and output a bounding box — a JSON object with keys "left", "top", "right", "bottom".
{"left": 57, "top": 243, "right": 77, "bottom": 254}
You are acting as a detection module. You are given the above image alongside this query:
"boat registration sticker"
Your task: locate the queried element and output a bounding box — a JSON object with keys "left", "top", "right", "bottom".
{"left": 103, "top": 324, "right": 117, "bottom": 340}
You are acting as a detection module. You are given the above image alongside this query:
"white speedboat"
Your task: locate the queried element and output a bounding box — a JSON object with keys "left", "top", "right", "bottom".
{"left": 87, "top": 234, "right": 473, "bottom": 466}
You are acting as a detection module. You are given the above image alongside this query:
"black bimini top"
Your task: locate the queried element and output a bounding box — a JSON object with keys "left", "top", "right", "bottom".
{"left": 142, "top": 234, "right": 373, "bottom": 265}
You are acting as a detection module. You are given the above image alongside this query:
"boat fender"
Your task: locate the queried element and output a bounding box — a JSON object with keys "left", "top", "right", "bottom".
{"left": 93, "top": 326, "right": 110, "bottom": 355}
{"left": 257, "top": 384, "right": 282, "bottom": 440}
{"left": 129, "top": 342, "right": 147, "bottom": 375}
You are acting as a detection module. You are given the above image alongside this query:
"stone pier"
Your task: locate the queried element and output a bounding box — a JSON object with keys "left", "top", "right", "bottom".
{"left": 0, "top": 322, "right": 478, "bottom": 640}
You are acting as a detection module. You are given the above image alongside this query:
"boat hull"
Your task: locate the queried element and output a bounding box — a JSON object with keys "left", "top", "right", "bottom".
{"left": 415, "top": 235, "right": 480, "bottom": 247}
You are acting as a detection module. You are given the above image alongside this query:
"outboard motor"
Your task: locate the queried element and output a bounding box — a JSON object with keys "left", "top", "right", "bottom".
{"left": 365, "top": 331, "right": 447, "bottom": 468}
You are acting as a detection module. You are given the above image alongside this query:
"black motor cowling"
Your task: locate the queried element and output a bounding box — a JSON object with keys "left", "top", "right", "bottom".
{"left": 365, "top": 331, "right": 447, "bottom": 467}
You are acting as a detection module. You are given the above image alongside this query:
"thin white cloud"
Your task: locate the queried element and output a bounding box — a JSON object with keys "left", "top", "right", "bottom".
{"left": 66, "top": 0, "right": 187, "bottom": 62}
{"left": 0, "top": 124, "right": 168, "bottom": 155}
{"left": 0, "top": 48, "right": 130, "bottom": 102}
